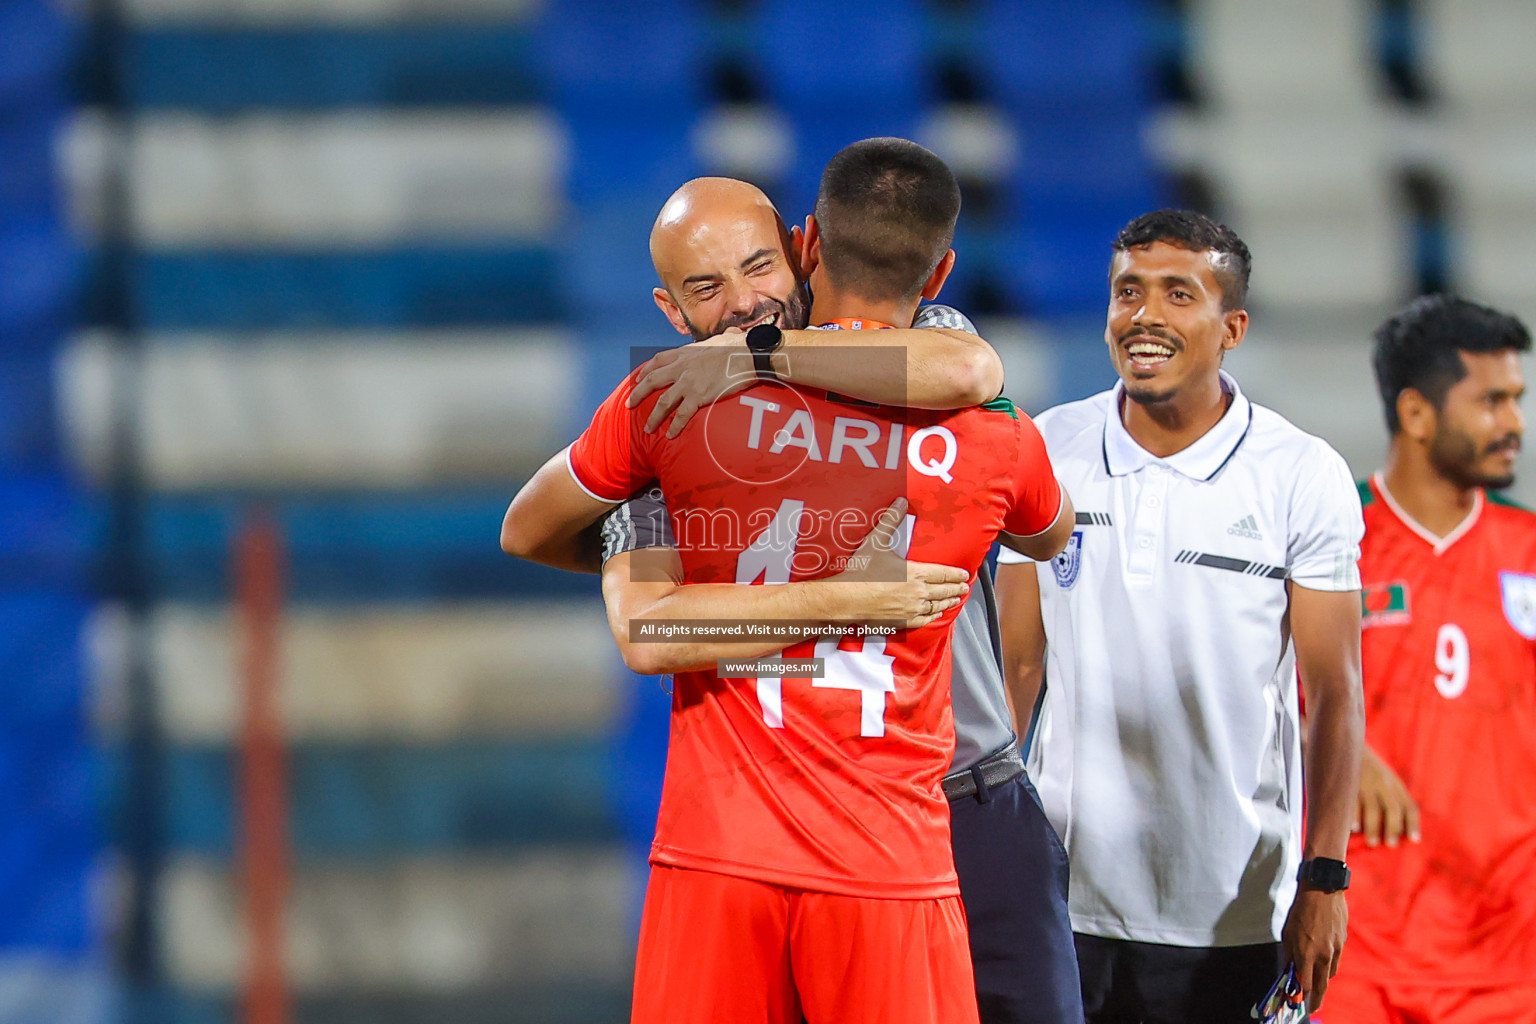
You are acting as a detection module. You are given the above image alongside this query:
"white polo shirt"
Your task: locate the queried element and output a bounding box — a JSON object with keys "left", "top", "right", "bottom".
{"left": 998, "top": 371, "right": 1362, "bottom": 947}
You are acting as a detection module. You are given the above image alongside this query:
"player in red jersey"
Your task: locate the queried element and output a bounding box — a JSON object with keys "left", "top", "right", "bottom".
{"left": 506, "top": 139, "right": 1073, "bottom": 1023}
{"left": 1324, "top": 295, "right": 1536, "bottom": 1024}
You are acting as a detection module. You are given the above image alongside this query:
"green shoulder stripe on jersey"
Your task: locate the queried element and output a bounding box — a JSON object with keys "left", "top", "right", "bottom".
{"left": 1488, "top": 490, "right": 1532, "bottom": 512}
{"left": 1356, "top": 479, "right": 1375, "bottom": 507}
{"left": 982, "top": 396, "right": 1019, "bottom": 420}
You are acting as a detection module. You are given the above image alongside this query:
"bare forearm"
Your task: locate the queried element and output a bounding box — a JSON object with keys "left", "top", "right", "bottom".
{"left": 994, "top": 562, "right": 1047, "bottom": 737}
{"left": 773, "top": 328, "right": 1003, "bottom": 409}
{"left": 499, "top": 448, "right": 616, "bottom": 572}
{"left": 624, "top": 633, "right": 797, "bottom": 674}
{"left": 1289, "top": 584, "right": 1365, "bottom": 860}
{"left": 604, "top": 503, "right": 971, "bottom": 676}
{"left": 1302, "top": 679, "right": 1364, "bottom": 860}
{"left": 609, "top": 575, "right": 882, "bottom": 675}
{"left": 501, "top": 516, "right": 604, "bottom": 573}
{"left": 1005, "top": 663, "right": 1045, "bottom": 737}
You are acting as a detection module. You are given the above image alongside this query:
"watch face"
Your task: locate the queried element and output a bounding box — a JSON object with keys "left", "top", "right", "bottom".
{"left": 746, "top": 323, "right": 782, "bottom": 352}
{"left": 1301, "top": 859, "right": 1349, "bottom": 892}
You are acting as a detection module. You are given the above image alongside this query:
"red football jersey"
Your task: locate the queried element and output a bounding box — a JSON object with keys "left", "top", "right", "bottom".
{"left": 568, "top": 330, "right": 1061, "bottom": 898}
{"left": 1341, "top": 474, "right": 1536, "bottom": 984}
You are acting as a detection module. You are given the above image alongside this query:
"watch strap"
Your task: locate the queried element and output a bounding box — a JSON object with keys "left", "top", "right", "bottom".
{"left": 746, "top": 322, "right": 782, "bottom": 381}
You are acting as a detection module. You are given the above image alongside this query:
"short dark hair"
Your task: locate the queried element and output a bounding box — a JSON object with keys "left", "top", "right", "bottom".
{"left": 1112, "top": 209, "right": 1252, "bottom": 311}
{"left": 1372, "top": 294, "right": 1532, "bottom": 433}
{"left": 813, "top": 137, "right": 961, "bottom": 304}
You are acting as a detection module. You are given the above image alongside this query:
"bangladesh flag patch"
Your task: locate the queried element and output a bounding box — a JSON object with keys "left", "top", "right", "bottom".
{"left": 1362, "top": 581, "right": 1410, "bottom": 628}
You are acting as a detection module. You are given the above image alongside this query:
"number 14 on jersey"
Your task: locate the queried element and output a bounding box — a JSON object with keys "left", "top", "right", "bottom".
{"left": 737, "top": 498, "right": 908, "bottom": 739}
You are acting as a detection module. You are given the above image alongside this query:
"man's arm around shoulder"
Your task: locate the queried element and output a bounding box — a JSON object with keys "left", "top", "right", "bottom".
{"left": 500, "top": 447, "right": 619, "bottom": 573}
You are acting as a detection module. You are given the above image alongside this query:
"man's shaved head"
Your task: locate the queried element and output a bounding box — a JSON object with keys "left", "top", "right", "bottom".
{"left": 650, "top": 178, "right": 782, "bottom": 269}
{"left": 649, "top": 177, "right": 809, "bottom": 342}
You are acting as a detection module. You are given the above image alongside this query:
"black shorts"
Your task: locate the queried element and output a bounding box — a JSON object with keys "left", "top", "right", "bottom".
{"left": 1075, "top": 932, "right": 1292, "bottom": 1024}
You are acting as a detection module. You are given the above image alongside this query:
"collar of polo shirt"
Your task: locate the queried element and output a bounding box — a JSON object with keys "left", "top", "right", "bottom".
{"left": 1103, "top": 370, "right": 1254, "bottom": 481}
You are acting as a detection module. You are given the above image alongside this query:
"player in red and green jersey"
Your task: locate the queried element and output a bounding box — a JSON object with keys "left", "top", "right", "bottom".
{"left": 506, "top": 140, "right": 1074, "bottom": 1024}
{"left": 1325, "top": 295, "right": 1536, "bottom": 1024}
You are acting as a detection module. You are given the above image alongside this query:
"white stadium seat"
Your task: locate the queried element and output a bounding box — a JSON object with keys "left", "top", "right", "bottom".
{"left": 1225, "top": 328, "right": 1388, "bottom": 477}
{"left": 1440, "top": 119, "right": 1536, "bottom": 207}
{"left": 113, "top": 112, "right": 568, "bottom": 247}
{"left": 1151, "top": 113, "right": 1409, "bottom": 311}
{"left": 1459, "top": 208, "right": 1536, "bottom": 328}
{"left": 58, "top": 330, "right": 582, "bottom": 489}
{"left": 1423, "top": 0, "right": 1536, "bottom": 111}
{"left": 1187, "top": 0, "right": 1378, "bottom": 112}
{"left": 163, "top": 851, "right": 633, "bottom": 991}
{"left": 86, "top": 602, "right": 619, "bottom": 743}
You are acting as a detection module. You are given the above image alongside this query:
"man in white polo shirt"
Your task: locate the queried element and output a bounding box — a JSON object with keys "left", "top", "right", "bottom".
{"left": 996, "top": 210, "right": 1364, "bottom": 1022}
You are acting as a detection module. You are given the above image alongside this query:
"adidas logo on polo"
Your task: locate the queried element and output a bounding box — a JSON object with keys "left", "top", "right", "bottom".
{"left": 1227, "top": 515, "right": 1262, "bottom": 540}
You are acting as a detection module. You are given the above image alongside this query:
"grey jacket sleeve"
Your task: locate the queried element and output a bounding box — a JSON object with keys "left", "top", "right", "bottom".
{"left": 599, "top": 487, "right": 676, "bottom": 563}
{"left": 912, "top": 303, "right": 979, "bottom": 336}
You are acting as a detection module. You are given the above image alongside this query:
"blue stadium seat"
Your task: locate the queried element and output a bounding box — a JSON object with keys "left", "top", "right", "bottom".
{"left": 0, "top": 1, "right": 75, "bottom": 110}
{"left": 752, "top": 0, "right": 927, "bottom": 215}
{"left": 0, "top": 355, "right": 61, "bottom": 471}
{"left": 118, "top": 247, "right": 562, "bottom": 330}
{"left": 0, "top": 594, "right": 88, "bottom": 727}
{"left": 100, "top": 739, "right": 618, "bottom": 857}
{"left": 1011, "top": 111, "right": 1159, "bottom": 208}
{"left": 540, "top": 2, "right": 708, "bottom": 319}
{"left": 141, "top": 493, "right": 601, "bottom": 603}
{"left": 122, "top": 27, "right": 546, "bottom": 111}
{"left": 997, "top": 193, "right": 1164, "bottom": 315}
{"left": 975, "top": 0, "right": 1157, "bottom": 113}
{"left": 972, "top": 107, "right": 1165, "bottom": 317}
{"left": 0, "top": 220, "right": 76, "bottom": 351}
{"left": 533, "top": 0, "right": 709, "bottom": 117}
{"left": 0, "top": 108, "right": 65, "bottom": 217}
{"left": 563, "top": 117, "right": 703, "bottom": 205}
{"left": 0, "top": 475, "right": 91, "bottom": 593}
{"left": 0, "top": 593, "right": 93, "bottom": 952}
{"left": 754, "top": 0, "right": 928, "bottom": 115}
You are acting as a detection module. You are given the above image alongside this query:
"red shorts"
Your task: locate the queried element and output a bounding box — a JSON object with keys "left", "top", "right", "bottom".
{"left": 630, "top": 864, "right": 980, "bottom": 1024}
{"left": 1321, "top": 972, "right": 1536, "bottom": 1024}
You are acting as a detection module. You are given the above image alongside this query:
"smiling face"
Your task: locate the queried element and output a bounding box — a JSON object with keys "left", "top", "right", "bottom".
{"left": 650, "top": 178, "right": 810, "bottom": 341}
{"left": 1106, "top": 241, "right": 1248, "bottom": 408}
{"left": 1424, "top": 350, "right": 1526, "bottom": 490}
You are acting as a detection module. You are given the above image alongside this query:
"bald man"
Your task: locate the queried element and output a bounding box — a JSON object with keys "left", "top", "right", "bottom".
{"left": 648, "top": 176, "right": 809, "bottom": 341}
{"left": 504, "top": 140, "right": 1072, "bottom": 1024}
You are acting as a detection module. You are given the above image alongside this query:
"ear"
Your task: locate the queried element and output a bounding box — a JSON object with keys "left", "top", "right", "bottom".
{"left": 920, "top": 249, "right": 957, "bottom": 301}
{"left": 799, "top": 214, "right": 822, "bottom": 277}
{"left": 787, "top": 224, "right": 805, "bottom": 277}
{"left": 1221, "top": 308, "right": 1250, "bottom": 353}
{"left": 1397, "top": 387, "right": 1437, "bottom": 443}
{"left": 652, "top": 287, "right": 692, "bottom": 337}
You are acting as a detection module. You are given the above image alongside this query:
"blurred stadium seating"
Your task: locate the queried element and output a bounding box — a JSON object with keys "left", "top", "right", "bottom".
{"left": 2, "top": 1, "right": 1535, "bottom": 1022}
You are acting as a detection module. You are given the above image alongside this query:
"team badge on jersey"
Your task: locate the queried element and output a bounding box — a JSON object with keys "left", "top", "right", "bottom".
{"left": 1052, "top": 530, "right": 1083, "bottom": 590}
{"left": 1361, "top": 581, "right": 1410, "bottom": 628}
{"left": 1499, "top": 571, "right": 1536, "bottom": 639}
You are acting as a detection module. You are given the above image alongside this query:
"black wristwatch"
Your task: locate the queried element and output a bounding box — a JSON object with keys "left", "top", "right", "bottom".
{"left": 1296, "top": 857, "right": 1350, "bottom": 893}
{"left": 745, "top": 322, "right": 783, "bottom": 380}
